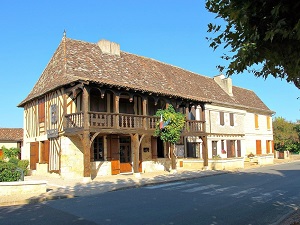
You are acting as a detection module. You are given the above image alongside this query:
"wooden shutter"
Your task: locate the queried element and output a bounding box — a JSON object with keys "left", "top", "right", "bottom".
{"left": 255, "top": 114, "right": 259, "bottom": 129}
{"left": 220, "top": 112, "right": 225, "bottom": 125}
{"left": 230, "top": 113, "right": 234, "bottom": 126}
{"left": 237, "top": 140, "right": 241, "bottom": 157}
{"left": 41, "top": 140, "right": 50, "bottom": 163}
{"left": 38, "top": 98, "right": 45, "bottom": 123}
{"left": 266, "top": 140, "right": 270, "bottom": 153}
{"left": 151, "top": 137, "right": 158, "bottom": 159}
{"left": 226, "top": 140, "right": 231, "bottom": 158}
{"left": 30, "top": 142, "right": 39, "bottom": 170}
{"left": 267, "top": 116, "right": 271, "bottom": 130}
{"left": 256, "top": 140, "right": 262, "bottom": 155}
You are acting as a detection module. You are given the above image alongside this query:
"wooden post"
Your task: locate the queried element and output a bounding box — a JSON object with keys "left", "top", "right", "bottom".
{"left": 114, "top": 94, "right": 120, "bottom": 128}
{"left": 202, "top": 136, "right": 208, "bottom": 167}
{"left": 62, "top": 89, "right": 67, "bottom": 129}
{"left": 142, "top": 97, "right": 147, "bottom": 129}
{"left": 171, "top": 143, "right": 176, "bottom": 170}
{"left": 131, "top": 134, "right": 140, "bottom": 174}
{"left": 82, "top": 86, "right": 91, "bottom": 178}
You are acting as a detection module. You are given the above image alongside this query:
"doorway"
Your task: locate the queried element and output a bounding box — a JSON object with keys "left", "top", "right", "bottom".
{"left": 212, "top": 141, "right": 217, "bottom": 157}
{"left": 120, "top": 137, "right": 132, "bottom": 173}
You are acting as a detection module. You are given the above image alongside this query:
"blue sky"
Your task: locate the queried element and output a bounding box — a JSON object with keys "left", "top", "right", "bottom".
{"left": 0, "top": 0, "right": 299, "bottom": 128}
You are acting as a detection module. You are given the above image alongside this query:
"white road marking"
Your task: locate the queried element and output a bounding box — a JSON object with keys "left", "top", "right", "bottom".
{"left": 231, "top": 188, "right": 260, "bottom": 198}
{"left": 182, "top": 184, "right": 220, "bottom": 193}
{"left": 164, "top": 183, "right": 200, "bottom": 190}
{"left": 252, "top": 190, "right": 286, "bottom": 203}
{"left": 202, "top": 186, "right": 237, "bottom": 195}
{"left": 144, "top": 182, "right": 185, "bottom": 189}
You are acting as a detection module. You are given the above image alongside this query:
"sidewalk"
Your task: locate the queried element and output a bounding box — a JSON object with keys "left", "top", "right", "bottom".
{"left": 1, "top": 156, "right": 299, "bottom": 207}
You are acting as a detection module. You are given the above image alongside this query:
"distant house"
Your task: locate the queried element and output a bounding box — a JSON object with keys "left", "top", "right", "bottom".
{"left": 18, "top": 35, "right": 274, "bottom": 178}
{"left": 0, "top": 128, "right": 23, "bottom": 159}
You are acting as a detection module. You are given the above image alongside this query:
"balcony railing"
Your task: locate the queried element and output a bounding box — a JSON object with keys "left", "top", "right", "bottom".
{"left": 65, "top": 112, "right": 205, "bottom": 134}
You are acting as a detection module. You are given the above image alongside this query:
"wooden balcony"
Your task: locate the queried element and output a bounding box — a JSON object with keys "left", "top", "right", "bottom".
{"left": 64, "top": 112, "right": 206, "bottom": 136}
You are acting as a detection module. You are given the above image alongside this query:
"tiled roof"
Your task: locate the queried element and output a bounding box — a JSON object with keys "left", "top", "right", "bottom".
{"left": 18, "top": 37, "right": 273, "bottom": 114}
{"left": 0, "top": 128, "right": 23, "bottom": 141}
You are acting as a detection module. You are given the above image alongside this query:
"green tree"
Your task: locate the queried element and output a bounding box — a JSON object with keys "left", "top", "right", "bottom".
{"left": 206, "top": 0, "right": 300, "bottom": 89}
{"left": 273, "top": 117, "right": 300, "bottom": 153}
{"left": 154, "top": 105, "right": 185, "bottom": 170}
{"left": 154, "top": 105, "right": 185, "bottom": 144}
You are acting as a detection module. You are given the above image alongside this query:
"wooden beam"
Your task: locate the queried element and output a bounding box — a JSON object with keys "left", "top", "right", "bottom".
{"left": 131, "top": 134, "right": 140, "bottom": 173}
{"left": 82, "top": 86, "right": 91, "bottom": 177}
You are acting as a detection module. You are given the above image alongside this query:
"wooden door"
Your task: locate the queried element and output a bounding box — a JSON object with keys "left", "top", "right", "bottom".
{"left": 256, "top": 140, "right": 262, "bottom": 155}
{"left": 108, "top": 135, "right": 120, "bottom": 175}
{"left": 226, "top": 140, "right": 236, "bottom": 158}
{"left": 41, "top": 140, "right": 50, "bottom": 164}
{"left": 30, "top": 142, "right": 39, "bottom": 170}
{"left": 237, "top": 140, "right": 241, "bottom": 157}
{"left": 212, "top": 141, "right": 217, "bottom": 157}
{"left": 120, "top": 137, "right": 132, "bottom": 173}
{"left": 151, "top": 137, "right": 157, "bottom": 159}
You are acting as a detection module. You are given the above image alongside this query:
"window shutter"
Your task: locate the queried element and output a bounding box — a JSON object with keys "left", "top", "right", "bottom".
{"left": 255, "top": 114, "right": 259, "bottom": 129}
{"left": 220, "top": 112, "right": 225, "bottom": 125}
{"left": 38, "top": 98, "right": 45, "bottom": 123}
{"left": 267, "top": 116, "right": 271, "bottom": 130}
{"left": 230, "top": 113, "right": 234, "bottom": 126}
{"left": 266, "top": 140, "right": 270, "bottom": 153}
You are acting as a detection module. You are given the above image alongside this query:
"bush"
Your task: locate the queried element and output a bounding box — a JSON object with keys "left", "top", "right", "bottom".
{"left": 2, "top": 146, "right": 20, "bottom": 159}
{"left": 18, "top": 160, "right": 29, "bottom": 176}
{"left": 0, "top": 161, "right": 21, "bottom": 182}
{"left": 8, "top": 157, "right": 20, "bottom": 165}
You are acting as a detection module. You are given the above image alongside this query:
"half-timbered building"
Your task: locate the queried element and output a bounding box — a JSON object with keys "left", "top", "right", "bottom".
{"left": 18, "top": 35, "right": 274, "bottom": 178}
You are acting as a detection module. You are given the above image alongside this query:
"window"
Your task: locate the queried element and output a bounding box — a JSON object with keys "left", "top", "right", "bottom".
{"left": 93, "top": 137, "right": 104, "bottom": 161}
{"left": 189, "top": 106, "right": 196, "bottom": 120}
{"left": 255, "top": 114, "right": 259, "bottom": 129}
{"left": 229, "top": 113, "right": 234, "bottom": 126}
{"left": 220, "top": 112, "right": 225, "bottom": 125}
{"left": 221, "top": 140, "right": 225, "bottom": 151}
{"left": 186, "top": 142, "right": 200, "bottom": 158}
{"left": 38, "top": 98, "right": 45, "bottom": 123}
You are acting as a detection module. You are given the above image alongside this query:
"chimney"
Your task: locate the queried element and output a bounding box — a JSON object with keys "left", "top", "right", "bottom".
{"left": 97, "top": 39, "right": 120, "bottom": 56}
{"left": 213, "top": 74, "right": 233, "bottom": 96}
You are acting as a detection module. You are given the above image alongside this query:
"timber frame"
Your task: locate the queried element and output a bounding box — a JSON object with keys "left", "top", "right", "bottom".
{"left": 63, "top": 82, "right": 208, "bottom": 177}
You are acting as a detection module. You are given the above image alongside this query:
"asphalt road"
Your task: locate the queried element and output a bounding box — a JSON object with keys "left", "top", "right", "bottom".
{"left": 1, "top": 162, "right": 300, "bottom": 225}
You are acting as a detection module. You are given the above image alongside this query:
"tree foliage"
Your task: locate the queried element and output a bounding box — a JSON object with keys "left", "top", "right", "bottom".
{"left": 2, "top": 146, "right": 20, "bottom": 159}
{"left": 273, "top": 117, "right": 300, "bottom": 153}
{"left": 206, "top": 0, "right": 300, "bottom": 89}
{"left": 154, "top": 105, "right": 185, "bottom": 144}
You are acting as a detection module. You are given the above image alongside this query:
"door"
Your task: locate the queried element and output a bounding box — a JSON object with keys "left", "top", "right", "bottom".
{"left": 212, "top": 141, "right": 217, "bottom": 157}
{"left": 120, "top": 137, "right": 132, "bottom": 173}
{"left": 237, "top": 140, "right": 241, "bottom": 157}
{"left": 30, "top": 142, "right": 39, "bottom": 170}
{"left": 108, "top": 135, "right": 120, "bottom": 175}
{"left": 256, "top": 140, "right": 262, "bottom": 155}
